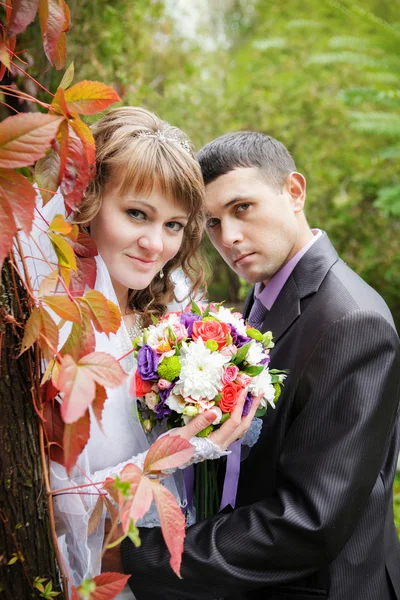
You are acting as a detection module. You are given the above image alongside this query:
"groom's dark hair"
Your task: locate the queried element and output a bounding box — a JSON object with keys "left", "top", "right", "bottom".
{"left": 197, "top": 131, "right": 296, "bottom": 191}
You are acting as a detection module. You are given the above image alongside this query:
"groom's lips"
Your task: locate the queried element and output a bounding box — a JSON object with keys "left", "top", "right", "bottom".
{"left": 234, "top": 252, "right": 255, "bottom": 265}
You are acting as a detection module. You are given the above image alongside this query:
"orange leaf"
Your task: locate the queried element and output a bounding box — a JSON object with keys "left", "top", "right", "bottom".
{"left": 0, "top": 38, "right": 11, "bottom": 70}
{"left": 82, "top": 290, "right": 119, "bottom": 335}
{"left": 64, "top": 81, "right": 121, "bottom": 116}
{"left": 39, "top": 305, "right": 59, "bottom": 360}
{"left": 52, "top": 30, "right": 66, "bottom": 70}
{"left": 78, "top": 351, "right": 127, "bottom": 388}
{"left": 0, "top": 36, "right": 16, "bottom": 82}
{"left": 143, "top": 434, "right": 194, "bottom": 475}
{"left": 151, "top": 480, "right": 186, "bottom": 578}
{"left": 70, "top": 117, "right": 96, "bottom": 172}
{"left": 49, "top": 231, "right": 77, "bottom": 272}
{"left": 43, "top": 399, "right": 64, "bottom": 465}
{"left": 59, "top": 352, "right": 126, "bottom": 423}
{"left": 52, "top": 86, "right": 72, "bottom": 118}
{"left": 5, "top": 0, "right": 12, "bottom": 24}
{"left": 116, "top": 465, "right": 153, "bottom": 532}
{"left": 0, "top": 168, "right": 36, "bottom": 234}
{"left": 0, "top": 186, "right": 16, "bottom": 267}
{"left": 60, "top": 305, "right": 95, "bottom": 360}
{"left": 92, "top": 383, "right": 107, "bottom": 429}
{"left": 19, "top": 306, "right": 41, "bottom": 355}
{"left": 49, "top": 213, "right": 73, "bottom": 236}
{"left": 63, "top": 408, "right": 91, "bottom": 473}
{"left": 90, "top": 573, "right": 131, "bottom": 600}
{"left": 41, "top": 295, "right": 81, "bottom": 323}
{"left": 87, "top": 495, "right": 104, "bottom": 537}
{"left": 38, "top": 269, "right": 59, "bottom": 297}
{"left": 107, "top": 300, "right": 122, "bottom": 335}
{"left": 35, "top": 148, "right": 60, "bottom": 205}
{"left": 8, "top": 0, "right": 39, "bottom": 38}
{"left": 0, "top": 113, "right": 63, "bottom": 169}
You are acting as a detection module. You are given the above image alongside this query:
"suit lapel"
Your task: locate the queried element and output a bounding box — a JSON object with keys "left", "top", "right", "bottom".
{"left": 247, "top": 233, "right": 339, "bottom": 342}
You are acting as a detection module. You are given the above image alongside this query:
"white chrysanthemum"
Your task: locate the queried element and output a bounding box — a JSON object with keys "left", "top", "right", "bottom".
{"left": 249, "top": 367, "right": 276, "bottom": 409}
{"left": 166, "top": 393, "right": 187, "bottom": 414}
{"left": 146, "top": 314, "right": 181, "bottom": 350}
{"left": 246, "top": 341, "right": 268, "bottom": 366}
{"left": 173, "top": 338, "right": 230, "bottom": 400}
{"left": 210, "top": 305, "right": 247, "bottom": 336}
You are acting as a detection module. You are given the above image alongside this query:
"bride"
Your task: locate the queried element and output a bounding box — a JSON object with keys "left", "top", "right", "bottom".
{"left": 22, "top": 107, "right": 260, "bottom": 597}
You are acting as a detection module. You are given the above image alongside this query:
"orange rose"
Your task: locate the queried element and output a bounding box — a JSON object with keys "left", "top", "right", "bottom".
{"left": 219, "top": 382, "right": 242, "bottom": 413}
{"left": 192, "top": 320, "right": 230, "bottom": 350}
{"left": 133, "top": 371, "right": 153, "bottom": 397}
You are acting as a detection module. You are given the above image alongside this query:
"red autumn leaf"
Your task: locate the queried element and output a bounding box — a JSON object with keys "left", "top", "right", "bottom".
{"left": 70, "top": 117, "right": 96, "bottom": 171}
{"left": 63, "top": 408, "right": 91, "bottom": 473}
{"left": 7, "top": 0, "right": 39, "bottom": 37}
{"left": 0, "top": 112, "right": 63, "bottom": 168}
{"left": 90, "top": 573, "right": 131, "bottom": 600}
{"left": 64, "top": 81, "right": 121, "bottom": 116}
{"left": 35, "top": 148, "right": 60, "bottom": 204}
{"left": 5, "top": 0, "right": 12, "bottom": 24}
{"left": 143, "top": 434, "right": 194, "bottom": 475}
{"left": 92, "top": 383, "right": 107, "bottom": 429}
{"left": 0, "top": 38, "right": 11, "bottom": 70}
{"left": 0, "top": 189, "right": 16, "bottom": 267}
{"left": 87, "top": 495, "right": 104, "bottom": 537}
{"left": 60, "top": 127, "right": 90, "bottom": 213}
{"left": 76, "top": 255, "right": 97, "bottom": 289}
{"left": 116, "top": 464, "right": 153, "bottom": 532}
{"left": 73, "top": 231, "right": 98, "bottom": 258}
{"left": 41, "top": 294, "right": 81, "bottom": 323}
{"left": 39, "top": 0, "right": 69, "bottom": 68}
{"left": 151, "top": 480, "right": 186, "bottom": 578}
{"left": 43, "top": 399, "right": 64, "bottom": 464}
{"left": 60, "top": 307, "right": 95, "bottom": 361}
{"left": 58, "top": 352, "right": 126, "bottom": 423}
{"left": 57, "top": 116, "right": 70, "bottom": 181}
{"left": 0, "top": 168, "right": 36, "bottom": 232}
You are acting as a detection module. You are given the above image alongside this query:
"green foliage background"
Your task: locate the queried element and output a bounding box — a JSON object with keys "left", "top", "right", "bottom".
{"left": 7, "top": 0, "right": 400, "bottom": 539}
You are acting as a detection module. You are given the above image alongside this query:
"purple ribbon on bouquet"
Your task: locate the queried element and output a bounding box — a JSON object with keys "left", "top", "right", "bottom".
{"left": 219, "top": 439, "right": 241, "bottom": 511}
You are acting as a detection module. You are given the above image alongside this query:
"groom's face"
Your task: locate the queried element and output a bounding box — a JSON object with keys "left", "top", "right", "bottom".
{"left": 205, "top": 167, "right": 304, "bottom": 285}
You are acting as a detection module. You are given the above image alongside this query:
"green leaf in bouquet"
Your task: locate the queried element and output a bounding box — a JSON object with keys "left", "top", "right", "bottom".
{"left": 196, "top": 424, "right": 214, "bottom": 437}
{"left": 143, "top": 328, "right": 149, "bottom": 344}
{"left": 246, "top": 328, "right": 263, "bottom": 342}
{"left": 273, "top": 382, "right": 282, "bottom": 403}
{"left": 150, "top": 313, "right": 159, "bottom": 325}
{"left": 203, "top": 304, "right": 210, "bottom": 317}
{"left": 233, "top": 341, "right": 253, "bottom": 365}
{"left": 243, "top": 365, "right": 265, "bottom": 376}
{"left": 262, "top": 331, "right": 275, "bottom": 349}
{"left": 213, "top": 392, "right": 223, "bottom": 405}
{"left": 226, "top": 331, "right": 233, "bottom": 346}
{"left": 191, "top": 300, "right": 202, "bottom": 315}
{"left": 220, "top": 412, "right": 231, "bottom": 424}
{"left": 255, "top": 406, "right": 267, "bottom": 418}
{"left": 167, "top": 325, "right": 177, "bottom": 342}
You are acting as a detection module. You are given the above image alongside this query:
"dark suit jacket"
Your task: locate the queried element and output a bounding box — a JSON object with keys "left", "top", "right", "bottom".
{"left": 122, "top": 233, "right": 400, "bottom": 600}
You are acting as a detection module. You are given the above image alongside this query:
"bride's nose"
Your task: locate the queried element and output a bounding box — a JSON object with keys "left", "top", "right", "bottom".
{"left": 137, "top": 232, "right": 163, "bottom": 254}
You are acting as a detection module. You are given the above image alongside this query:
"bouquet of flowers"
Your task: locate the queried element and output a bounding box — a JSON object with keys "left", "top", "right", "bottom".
{"left": 131, "top": 301, "right": 286, "bottom": 519}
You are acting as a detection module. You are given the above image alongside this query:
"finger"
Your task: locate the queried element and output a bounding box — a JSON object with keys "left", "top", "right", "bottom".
{"left": 172, "top": 409, "right": 217, "bottom": 441}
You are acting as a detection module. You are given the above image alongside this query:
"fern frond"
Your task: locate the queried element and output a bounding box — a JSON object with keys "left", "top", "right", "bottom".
{"left": 373, "top": 185, "right": 400, "bottom": 218}
{"left": 329, "top": 36, "right": 380, "bottom": 52}
{"left": 252, "top": 38, "right": 287, "bottom": 50}
{"left": 309, "top": 51, "right": 400, "bottom": 72}
{"left": 377, "top": 145, "right": 400, "bottom": 159}
{"left": 349, "top": 111, "right": 400, "bottom": 136}
{"left": 286, "top": 19, "right": 322, "bottom": 29}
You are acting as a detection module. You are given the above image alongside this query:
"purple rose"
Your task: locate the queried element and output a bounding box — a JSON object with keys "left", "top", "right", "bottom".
{"left": 230, "top": 325, "right": 251, "bottom": 348}
{"left": 179, "top": 312, "right": 201, "bottom": 337}
{"left": 137, "top": 344, "right": 159, "bottom": 380}
{"left": 242, "top": 392, "right": 253, "bottom": 417}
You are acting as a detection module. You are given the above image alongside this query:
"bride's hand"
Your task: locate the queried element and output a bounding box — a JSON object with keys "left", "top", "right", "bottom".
{"left": 169, "top": 388, "right": 263, "bottom": 451}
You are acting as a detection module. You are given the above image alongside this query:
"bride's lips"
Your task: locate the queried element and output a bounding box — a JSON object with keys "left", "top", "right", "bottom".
{"left": 126, "top": 254, "right": 157, "bottom": 269}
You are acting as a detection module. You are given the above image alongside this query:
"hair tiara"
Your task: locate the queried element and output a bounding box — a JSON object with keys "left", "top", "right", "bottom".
{"left": 136, "top": 129, "right": 193, "bottom": 156}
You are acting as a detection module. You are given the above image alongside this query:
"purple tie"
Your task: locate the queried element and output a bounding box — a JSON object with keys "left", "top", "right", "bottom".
{"left": 248, "top": 296, "right": 268, "bottom": 330}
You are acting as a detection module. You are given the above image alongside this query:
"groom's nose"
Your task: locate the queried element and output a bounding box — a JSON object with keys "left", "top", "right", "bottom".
{"left": 221, "top": 221, "right": 244, "bottom": 248}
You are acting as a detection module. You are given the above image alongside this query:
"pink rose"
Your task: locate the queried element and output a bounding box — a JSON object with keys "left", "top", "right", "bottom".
{"left": 171, "top": 322, "right": 188, "bottom": 342}
{"left": 222, "top": 365, "right": 239, "bottom": 385}
{"left": 220, "top": 344, "right": 237, "bottom": 358}
{"left": 192, "top": 320, "right": 230, "bottom": 350}
{"left": 236, "top": 373, "right": 252, "bottom": 387}
{"left": 158, "top": 378, "right": 172, "bottom": 390}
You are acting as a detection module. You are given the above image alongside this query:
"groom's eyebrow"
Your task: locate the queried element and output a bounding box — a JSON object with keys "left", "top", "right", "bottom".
{"left": 205, "top": 196, "right": 249, "bottom": 218}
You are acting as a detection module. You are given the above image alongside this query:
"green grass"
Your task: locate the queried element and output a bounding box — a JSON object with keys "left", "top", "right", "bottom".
{"left": 394, "top": 473, "right": 400, "bottom": 539}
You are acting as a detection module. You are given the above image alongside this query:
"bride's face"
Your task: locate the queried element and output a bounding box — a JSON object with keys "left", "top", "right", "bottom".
{"left": 89, "top": 179, "right": 189, "bottom": 305}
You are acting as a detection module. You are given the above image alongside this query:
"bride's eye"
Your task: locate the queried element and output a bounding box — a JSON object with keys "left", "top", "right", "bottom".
{"left": 127, "top": 209, "right": 146, "bottom": 221}
{"left": 165, "top": 221, "right": 184, "bottom": 232}
{"left": 206, "top": 217, "right": 220, "bottom": 229}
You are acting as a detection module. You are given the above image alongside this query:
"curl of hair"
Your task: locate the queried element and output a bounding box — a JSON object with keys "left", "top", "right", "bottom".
{"left": 73, "top": 107, "right": 207, "bottom": 325}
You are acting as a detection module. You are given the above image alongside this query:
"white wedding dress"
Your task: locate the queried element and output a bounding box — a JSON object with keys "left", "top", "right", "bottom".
{"left": 19, "top": 191, "right": 227, "bottom": 599}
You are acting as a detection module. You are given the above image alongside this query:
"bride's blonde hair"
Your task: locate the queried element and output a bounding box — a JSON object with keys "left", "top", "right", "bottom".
{"left": 73, "top": 107, "right": 206, "bottom": 324}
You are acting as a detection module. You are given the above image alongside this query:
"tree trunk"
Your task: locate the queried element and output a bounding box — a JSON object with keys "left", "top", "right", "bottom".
{"left": 0, "top": 259, "right": 63, "bottom": 598}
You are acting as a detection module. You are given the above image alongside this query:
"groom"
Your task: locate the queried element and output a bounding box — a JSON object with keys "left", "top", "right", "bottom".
{"left": 118, "top": 131, "right": 400, "bottom": 599}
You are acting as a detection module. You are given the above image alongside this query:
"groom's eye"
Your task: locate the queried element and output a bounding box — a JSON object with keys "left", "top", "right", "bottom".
{"left": 206, "top": 217, "right": 220, "bottom": 229}
{"left": 236, "top": 203, "right": 250, "bottom": 213}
